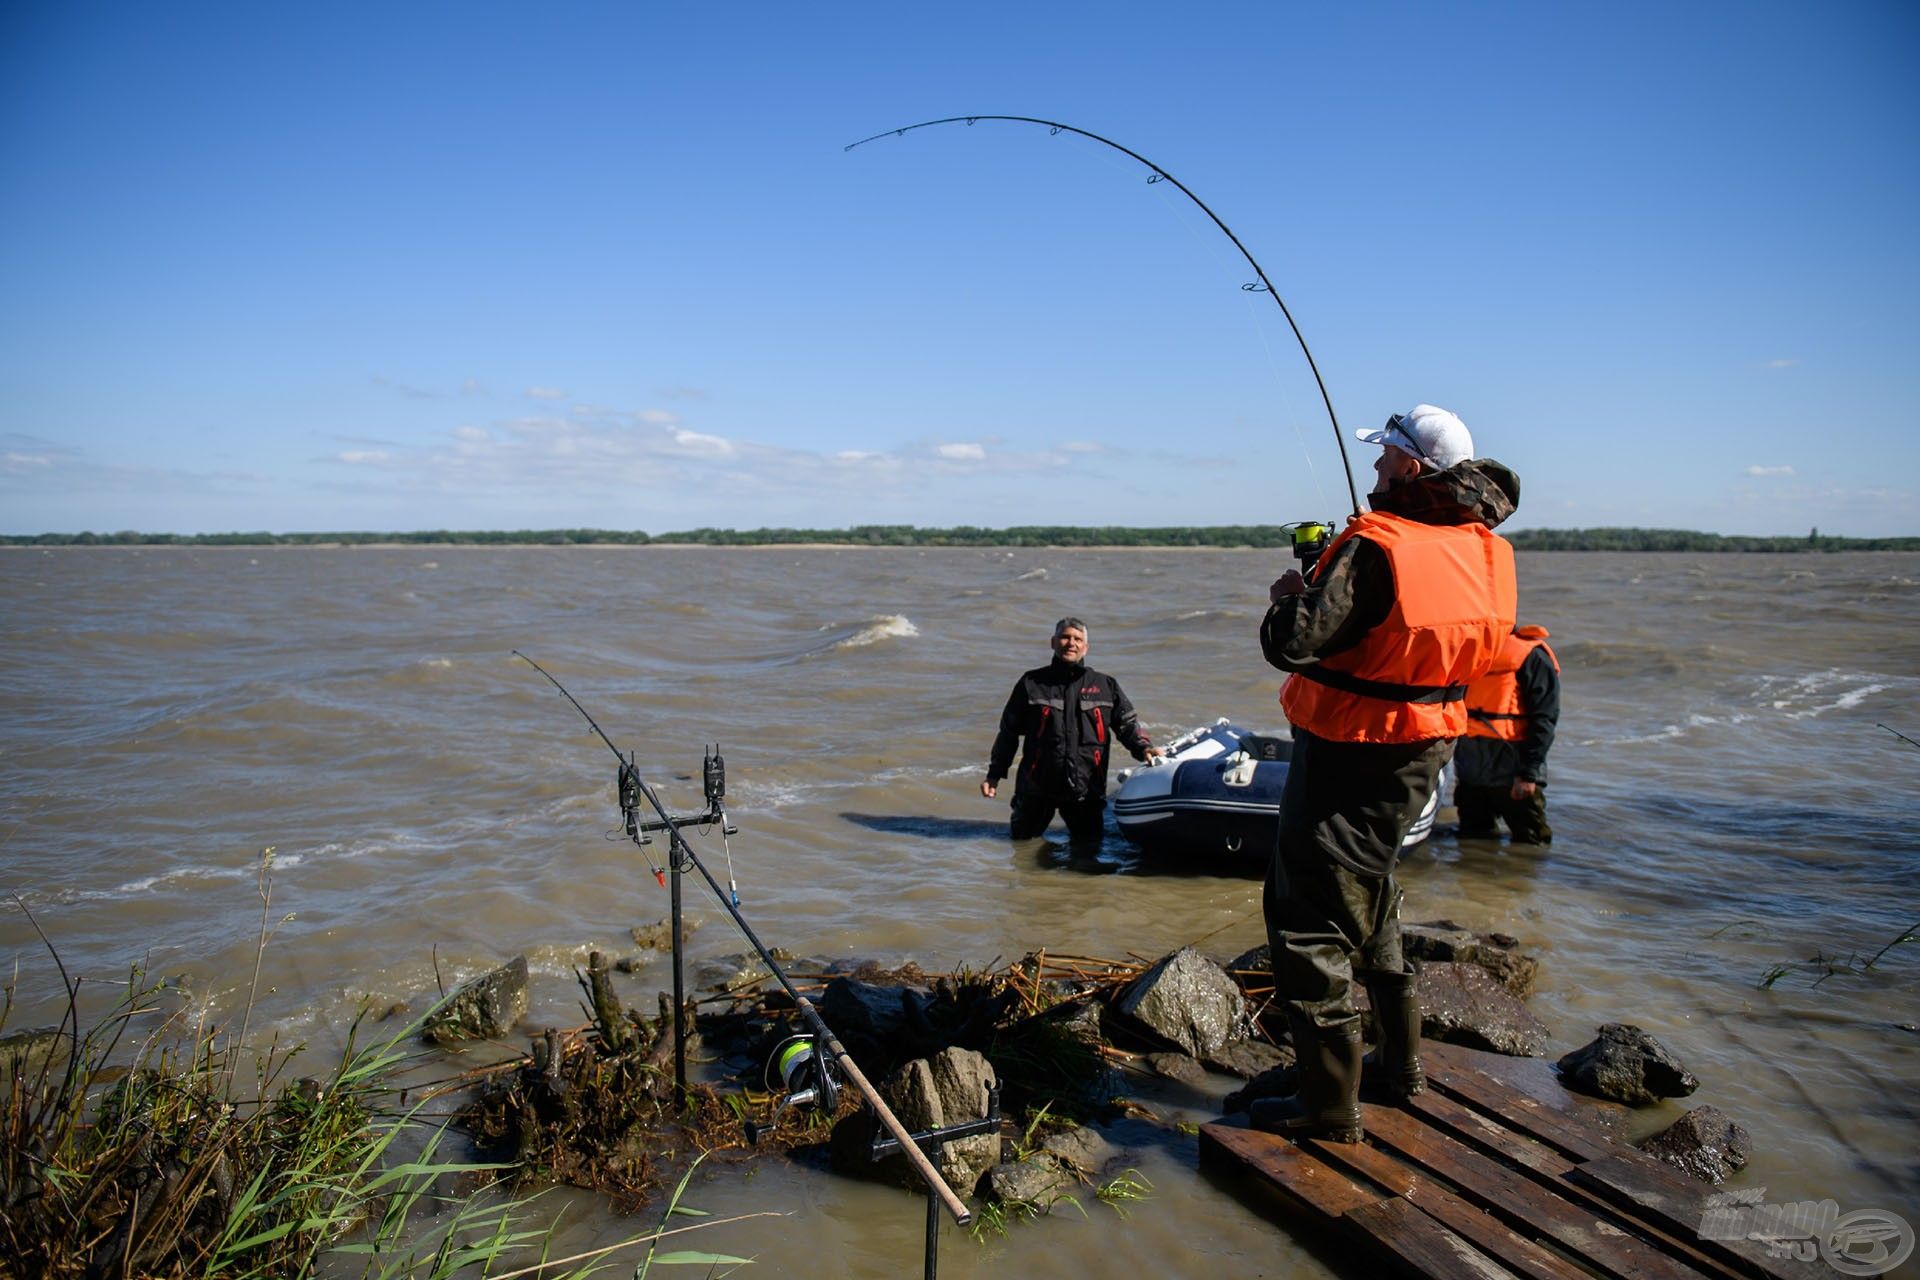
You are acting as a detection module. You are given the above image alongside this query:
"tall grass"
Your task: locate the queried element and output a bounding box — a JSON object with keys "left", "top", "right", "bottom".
{"left": 1, "top": 865, "right": 757, "bottom": 1279}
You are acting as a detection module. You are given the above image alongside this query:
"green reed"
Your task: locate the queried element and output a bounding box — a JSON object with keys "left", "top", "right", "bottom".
{"left": 1, "top": 862, "right": 752, "bottom": 1279}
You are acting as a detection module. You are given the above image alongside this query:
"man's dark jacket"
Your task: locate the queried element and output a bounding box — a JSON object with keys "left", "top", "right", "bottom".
{"left": 987, "top": 659, "right": 1153, "bottom": 802}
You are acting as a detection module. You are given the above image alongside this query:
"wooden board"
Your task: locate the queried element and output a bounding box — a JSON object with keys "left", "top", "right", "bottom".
{"left": 1200, "top": 1040, "right": 1820, "bottom": 1280}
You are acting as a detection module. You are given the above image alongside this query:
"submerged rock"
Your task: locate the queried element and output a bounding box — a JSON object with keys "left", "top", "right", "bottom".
{"left": 1041, "top": 1124, "right": 1116, "bottom": 1176}
{"left": 1144, "top": 1052, "right": 1207, "bottom": 1085}
{"left": 1110, "top": 947, "right": 1246, "bottom": 1059}
{"left": 1418, "top": 961, "right": 1549, "bottom": 1056}
{"left": 1557, "top": 1023, "right": 1699, "bottom": 1105}
{"left": 630, "top": 916, "right": 702, "bottom": 952}
{"left": 1221, "top": 1050, "right": 1304, "bottom": 1115}
{"left": 694, "top": 948, "right": 797, "bottom": 994}
{"left": 1206, "top": 1037, "right": 1292, "bottom": 1081}
{"left": 988, "top": 1156, "right": 1076, "bottom": 1208}
{"left": 423, "top": 956, "right": 530, "bottom": 1045}
{"left": 0, "top": 1026, "right": 68, "bottom": 1087}
{"left": 1638, "top": 1105, "right": 1752, "bottom": 1184}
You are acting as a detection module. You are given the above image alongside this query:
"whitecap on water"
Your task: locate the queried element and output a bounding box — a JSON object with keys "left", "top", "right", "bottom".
{"left": 1014, "top": 567, "right": 1047, "bottom": 581}
{"left": 831, "top": 615, "right": 919, "bottom": 650}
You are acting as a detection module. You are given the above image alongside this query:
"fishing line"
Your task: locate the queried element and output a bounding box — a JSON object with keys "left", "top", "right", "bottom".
{"left": 513, "top": 649, "right": 668, "bottom": 886}
{"left": 1117, "top": 144, "right": 1332, "bottom": 515}
{"left": 513, "top": 650, "right": 975, "bottom": 1228}
{"left": 846, "top": 114, "right": 1362, "bottom": 514}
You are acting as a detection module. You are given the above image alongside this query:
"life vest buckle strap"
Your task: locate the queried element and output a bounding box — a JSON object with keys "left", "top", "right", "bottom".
{"left": 1294, "top": 665, "right": 1467, "bottom": 705}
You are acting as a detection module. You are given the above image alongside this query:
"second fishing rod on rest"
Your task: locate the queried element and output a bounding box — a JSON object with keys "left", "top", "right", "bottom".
{"left": 512, "top": 651, "right": 974, "bottom": 1229}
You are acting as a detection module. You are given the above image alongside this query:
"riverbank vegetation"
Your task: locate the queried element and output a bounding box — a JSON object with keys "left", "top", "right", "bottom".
{"left": 5, "top": 526, "right": 1917, "bottom": 551}
{"left": 0, "top": 884, "right": 753, "bottom": 1279}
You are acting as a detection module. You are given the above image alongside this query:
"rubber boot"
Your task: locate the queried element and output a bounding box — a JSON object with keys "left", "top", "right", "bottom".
{"left": 1360, "top": 965, "right": 1425, "bottom": 1101}
{"left": 1247, "top": 1016, "right": 1362, "bottom": 1143}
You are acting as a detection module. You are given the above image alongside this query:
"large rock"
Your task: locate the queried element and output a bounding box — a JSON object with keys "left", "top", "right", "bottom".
{"left": 1638, "top": 1105, "right": 1752, "bottom": 1184}
{"left": 1418, "top": 961, "right": 1548, "bottom": 1057}
{"left": 1404, "top": 921, "right": 1540, "bottom": 997}
{"left": 820, "top": 978, "right": 932, "bottom": 1066}
{"left": 1110, "top": 947, "right": 1246, "bottom": 1059}
{"left": 423, "top": 956, "right": 530, "bottom": 1045}
{"left": 1557, "top": 1024, "right": 1699, "bottom": 1105}
{"left": 832, "top": 1046, "right": 999, "bottom": 1194}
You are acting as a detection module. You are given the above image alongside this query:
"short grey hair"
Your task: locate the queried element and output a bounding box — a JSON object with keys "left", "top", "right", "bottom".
{"left": 1053, "top": 616, "right": 1088, "bottom": 641}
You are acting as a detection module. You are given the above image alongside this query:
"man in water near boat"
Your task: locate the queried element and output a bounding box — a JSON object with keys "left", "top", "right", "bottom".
{"left": 1455, "top": 624, "right": 1560, "bottom": 843}
{"left": 1252, "top": 404, "right": 1519, "bottom": 1142}
{"left": 981, "top": 617, "right": 1163, "bottom": 844}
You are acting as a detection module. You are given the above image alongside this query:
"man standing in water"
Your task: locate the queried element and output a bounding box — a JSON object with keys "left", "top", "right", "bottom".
{"left": 982, "top": 617, "right": 1162, "bottom": 845}
{"left": 1253, "top": 405, "right": 1519, "bottom": 1141}
{"left": 1455, "top": 623, "right": 1561, "bottom": 843}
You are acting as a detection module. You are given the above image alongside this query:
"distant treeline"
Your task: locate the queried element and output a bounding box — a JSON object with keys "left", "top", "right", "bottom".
{"left": 4, "top": 525, "right": 1916, "bottom": 551}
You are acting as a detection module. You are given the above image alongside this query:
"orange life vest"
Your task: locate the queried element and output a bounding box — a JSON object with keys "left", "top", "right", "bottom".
{"left": 1463, "top": 626, "right": 1559, "bottom": 741}
{"left": 1280, "top": 511, "right": 1518, "bottom": 744}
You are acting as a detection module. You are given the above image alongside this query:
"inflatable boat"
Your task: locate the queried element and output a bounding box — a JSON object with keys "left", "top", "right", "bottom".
{"left": 1109, "top": 719, "right": 1441, "bottom": 862}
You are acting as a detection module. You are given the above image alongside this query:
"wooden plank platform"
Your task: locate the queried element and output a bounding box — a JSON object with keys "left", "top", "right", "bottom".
{"left": 1200, "top": 1041, "right": 1825, "bottom": 1280}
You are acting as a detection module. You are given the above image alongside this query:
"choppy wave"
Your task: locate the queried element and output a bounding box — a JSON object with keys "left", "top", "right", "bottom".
{"left": 1014, "top": 568, "right": 1048, "bottom": 581}
{"left": 1756, "top": 669, "right": 1892, "bottom": 718}
{"left": 1553, "top": 639, "right": 1684, "bottom": 674}
{"left": 1580, "top": 667, "right": 1901, "bottom": 745}
{"left": 826, "top": 615, "right": 919, "bottom": 651}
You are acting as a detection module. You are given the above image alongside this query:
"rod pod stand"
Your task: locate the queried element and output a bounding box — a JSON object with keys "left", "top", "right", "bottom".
{"left": 508, "top": 659, "right": 976, "bottom": 1257}
{"left": 630, "top": 747, "right": 733, "bottom": 1107}
{"left": 625, "top": 757, "right": 976, "bottom": 1232}
{"left": 870, "top": 1084, "right": 1001, "bottom": 1280}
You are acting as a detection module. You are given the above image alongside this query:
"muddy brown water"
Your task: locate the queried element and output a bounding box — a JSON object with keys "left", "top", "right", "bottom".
{"left": 3, "top": 546, "right": 1917, "bottom": 1275}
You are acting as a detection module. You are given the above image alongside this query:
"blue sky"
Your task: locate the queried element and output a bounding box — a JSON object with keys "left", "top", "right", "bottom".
{"left": 2, "top": 2, "right": 1915, "bottom": 536}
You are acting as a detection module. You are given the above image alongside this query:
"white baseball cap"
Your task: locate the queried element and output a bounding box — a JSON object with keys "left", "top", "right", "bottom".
{"left": 1356, "top": 404, "right": 1474, "bottom": 469}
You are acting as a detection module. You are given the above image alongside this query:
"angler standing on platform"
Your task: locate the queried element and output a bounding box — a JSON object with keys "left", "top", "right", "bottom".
{"left": 1455, "top": 624, "right": 1560, "bottom": 843}
{"left": 1252, "top": 404, "right": 1519, "bottom": 1142}
{"left": 981, "top": 617, "right": 1162, "bottom": 845}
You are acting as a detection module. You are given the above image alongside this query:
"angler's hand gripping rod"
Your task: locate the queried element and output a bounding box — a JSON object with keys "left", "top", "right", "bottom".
{"left": 513, "top": 652, "right": 973, "bottom": 1226}
{"left": 847, "top": 114, "right": 1363, "bottom": 516}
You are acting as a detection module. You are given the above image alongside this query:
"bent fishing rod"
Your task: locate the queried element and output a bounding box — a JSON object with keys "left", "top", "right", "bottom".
{"left": 846, "top": 114, "right": 1362, "bottom": 515}
{"left": 512, "top": 651, "right": 973, "bottom": 1227}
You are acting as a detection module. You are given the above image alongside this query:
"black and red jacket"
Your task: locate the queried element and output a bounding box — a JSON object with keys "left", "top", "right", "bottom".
{"left": 987, "top": 659, "right": 1153, "bottom": 801}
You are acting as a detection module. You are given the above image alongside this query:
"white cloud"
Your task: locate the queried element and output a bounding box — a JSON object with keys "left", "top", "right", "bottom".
{"left": 336, "top": 450, "right": 391, "bottom": 465}
{"left": 637, "top": 409, "right": 679, "bottom": 426}
{"left": 453, "top": 425, "right": 491, "bottom": 442}
{"left": 527, "top": 386, "right": 567, "bottom": 400}
{"left": 669, "top": 429, "right": 735, "bottom": 458}
{"left": 1745, "top": 464, "right": 1794, "bottom": 477}
{"left": 935, "top": 442, "right": 987, "bottom": 461}
{"left": 4, "top": 451, "right": 53, "bottom": 469}
{"left": 1763, "top": 358, "right": 1801, "bottom": 369}
{"left": 1058, "top": 440, "right": 1110, "bottom": 454}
